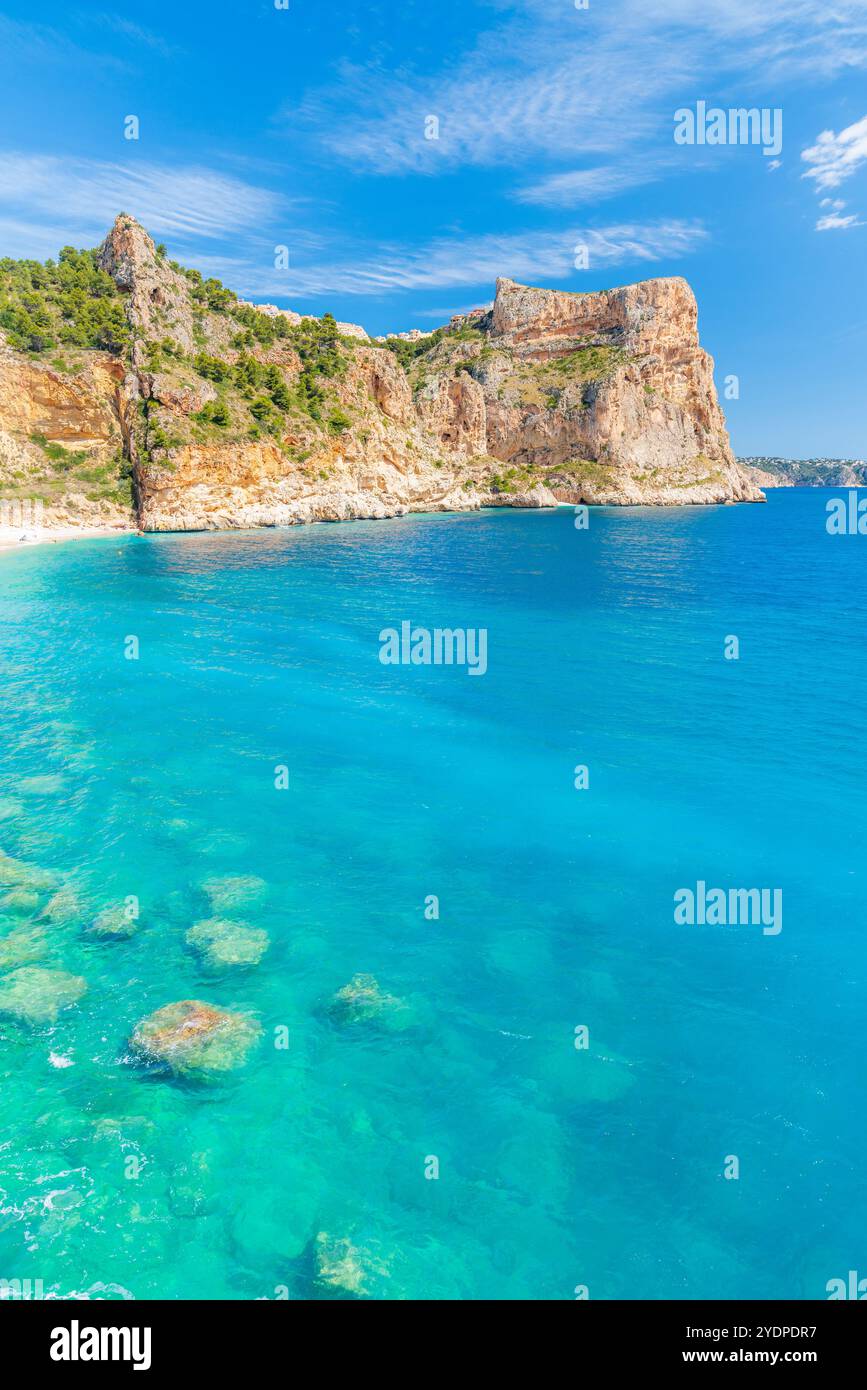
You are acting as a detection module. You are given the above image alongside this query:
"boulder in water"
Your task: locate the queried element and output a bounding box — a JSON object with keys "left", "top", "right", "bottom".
{"left": 1, "top": 888, "right": 41, "bottom": 916}
{"left": 0, "top": 852, "right": 58, "bottom": 892}
{"left": 327, "top": 973, "right": 412, "bottom": 1029}
{"left": 0, "top": 922, "right": 48, "bottom": 971}
{"left": 314, "top": 1232, "right": 391, "bottom": 1297}
{"left": 41, "top": 886, "right": 84, "bottom": 925}
{"left": 87, "top": 905, "right": 139, "bottom": 940}
{"left": 130, "top": 1000, "right": 261, "bottom": 1076}
{"left": 186, "top": 917, "right": 269, "bottom": 968}
{"left": 0, "top": 966, "right": 87, "bottom": 1024}
{"left": 18, "top": 774, "right": 65, "bottom": 797}
{"left": 201, "top": 875, "right": 267, "bottom": 913}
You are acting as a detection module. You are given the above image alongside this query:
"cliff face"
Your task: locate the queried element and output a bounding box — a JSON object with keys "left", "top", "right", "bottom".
{"left": 0, "top": 215, "right": 762, "bottom": 533}
{"left": 0, "top": 343, "right": 133, "bottom": 529}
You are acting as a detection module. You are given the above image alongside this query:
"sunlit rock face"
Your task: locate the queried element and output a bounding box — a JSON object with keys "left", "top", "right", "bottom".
{"left": 0, "top": 214, "right": 762, "bottom": 534}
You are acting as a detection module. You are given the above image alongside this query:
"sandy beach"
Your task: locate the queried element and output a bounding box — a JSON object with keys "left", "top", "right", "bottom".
{"left": 0, "top": 524, "right": 134, "bottom": 555}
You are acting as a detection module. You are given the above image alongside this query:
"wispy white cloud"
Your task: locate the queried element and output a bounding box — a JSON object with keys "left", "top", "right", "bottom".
{"left": 0, "top": 13, "right": 127, "bottom": 72}
{"left": 801, "top": 115, "right": 867, "bottom": 190}
{"left": 291, "top": 36, "right": 674, "bottom": 178}
{"left": 816, "top": 212, "right": 863, "bottom": 231}
{"left": 80, "top": 13, "right": 179, "bottom": 58}
{"left": 516, "top": 164, "right": 666, "bottom": 208}
{"left": 289, "top": 0, "right": 867, "bottom": 181}
{"left": 0, "top": 154, "right": 285, "bottom": 251}
{"left": 190, "top": 220, "right": 707, "bottom": 300}
{"left": 801, "top": 115, "right": 867, "bottom": 233}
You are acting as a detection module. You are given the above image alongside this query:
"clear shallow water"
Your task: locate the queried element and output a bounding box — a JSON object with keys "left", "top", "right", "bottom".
{"left": 0, "top": 490, "right": 865, "bottom": 1301}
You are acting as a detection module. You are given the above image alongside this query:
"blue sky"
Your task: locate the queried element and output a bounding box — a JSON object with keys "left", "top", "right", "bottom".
{"left": 0, "top": 0, "right": 865, "bottom": 457}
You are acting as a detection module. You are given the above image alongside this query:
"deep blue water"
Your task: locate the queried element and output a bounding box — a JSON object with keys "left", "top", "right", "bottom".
{"left": 0, "top": 489, "right": 865, "bottom": 1300}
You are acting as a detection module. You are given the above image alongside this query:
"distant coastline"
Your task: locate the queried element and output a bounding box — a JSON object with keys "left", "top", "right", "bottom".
{"left": 739, "top": 456, "right": 867, "bottom": 487}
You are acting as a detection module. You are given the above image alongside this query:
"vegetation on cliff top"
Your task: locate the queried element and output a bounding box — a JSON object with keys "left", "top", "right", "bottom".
{"left": 382, "top": 323, "right": 484, "bottom": 373}
{"left": 0, "top": 248, "right": 129, "bottom": 355}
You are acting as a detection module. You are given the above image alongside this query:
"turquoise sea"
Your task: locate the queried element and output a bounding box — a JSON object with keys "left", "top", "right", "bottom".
{"left": 0, "top": 488, "right": 865, "bottom": 1301}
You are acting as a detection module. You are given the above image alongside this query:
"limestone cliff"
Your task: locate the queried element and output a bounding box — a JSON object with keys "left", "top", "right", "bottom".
{"left": 0, "top": 215, "right": 762, "bottom": 533}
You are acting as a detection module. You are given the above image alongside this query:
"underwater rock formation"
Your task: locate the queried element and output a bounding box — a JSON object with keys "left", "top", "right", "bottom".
{"left": 130, "top": 999, "right": 261, "bottom": 1076}
{"left": 201, "top": 875, "right": 268, "bottom": 913}
{"left": 0, "top": 965, "right": 87, "bottom": 1024}
{"left": 87, "top": 905, "right": 139, "bottom": 940}
{"left": 314, "top": 1232, "right": 392, "bottom": 1297}
{"left": 186, "top": 918, "right": 269, "bottom": 969}
{"left": 327, "top": 973, "right": 413, "bottom": 1029}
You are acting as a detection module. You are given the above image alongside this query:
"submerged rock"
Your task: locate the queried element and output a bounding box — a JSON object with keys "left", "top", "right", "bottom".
{"left": 130, "top": 1000, "right": 261, "bottom": 1076}
{"left": 168, "top": 1152, "right": 220, "bottom": 1218}
{"left": 18, "top": 774, "right": 65, "bottom": 797}
{"left": 87, "top": 905, "right": 139, "bottom": 940}
{"left": 327, "top": 973, "right": 413, "bottom": 1029}
{"left": 194, "top": 831, "right": 248, "bottom": 858}
{"left": 0, "top": 888, "right": 41, "bottom": 916}
{"left": 161, "top": 817, "right": 192, "bottom": 841}
{"left": 0, "top": 922, "right": 48, "bottom": 970}
{"left": 0, "top": 965, "right": 87, "bottom": 1024}
{"left": 0, "top": 917, "right": 46, "bottom": 973}
{"left": 201, "top": 875, "right": 267, "bottom": 912}
{"left": 0, "top": 852, "right": 58, "bottom": 892}
{"left": 314, "top": 1232, "right": 391, "bottom": 1298}
{"left": 40, "top": 886, "right": 84, "bottom": 925}
{"left": 186, "top": 917, "right": 269, "bottom": 969}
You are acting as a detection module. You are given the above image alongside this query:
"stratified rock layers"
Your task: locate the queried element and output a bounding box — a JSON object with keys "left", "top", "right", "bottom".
{"left": 0, "top": 216, "right": 763, "bottom": 532}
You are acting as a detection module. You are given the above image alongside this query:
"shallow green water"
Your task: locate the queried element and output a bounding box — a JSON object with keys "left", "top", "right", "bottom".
{"left": 0, "top": 493, "right": 865, "bottom": 1299}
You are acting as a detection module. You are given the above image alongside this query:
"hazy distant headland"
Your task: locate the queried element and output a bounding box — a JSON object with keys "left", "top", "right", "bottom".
{"left": 739, "top": 457, "right": 867, "bottom": 487}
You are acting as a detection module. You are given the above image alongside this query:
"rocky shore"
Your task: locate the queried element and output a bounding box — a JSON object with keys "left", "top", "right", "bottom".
{"left": 0, "top": 214, "right": 763, "bottom": 539}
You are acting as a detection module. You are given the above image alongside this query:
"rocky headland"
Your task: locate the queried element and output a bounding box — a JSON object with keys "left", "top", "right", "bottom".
{"left": 0, "top": 214, "right": 763, "bottom": 537}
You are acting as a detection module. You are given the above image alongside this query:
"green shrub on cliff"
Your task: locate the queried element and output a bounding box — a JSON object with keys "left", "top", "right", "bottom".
{"left": 190, "top": 275, "right": 236, "bottom": 313}
{"left": 383, "top": 323, "right": 482, "bottom": 371}
{"left": 0, "top": 247, "right": 129, "bottom": 354}
{"left": 29, "top": 433, "right": 88, "bottom": 470}
{"left": 230, "top": 303, "right": 291, "bottom": 348}
{"left": 195, "top": 400, "right": 231, "bottom": 427}
{"left": 328, "top": 408, "right": 352, "bottom": 436}
{"left": 267, "top": 375, "right": 292, "bottom": 411}
{"left": 194, "top": 352, "right": 232, "bottom": 383}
